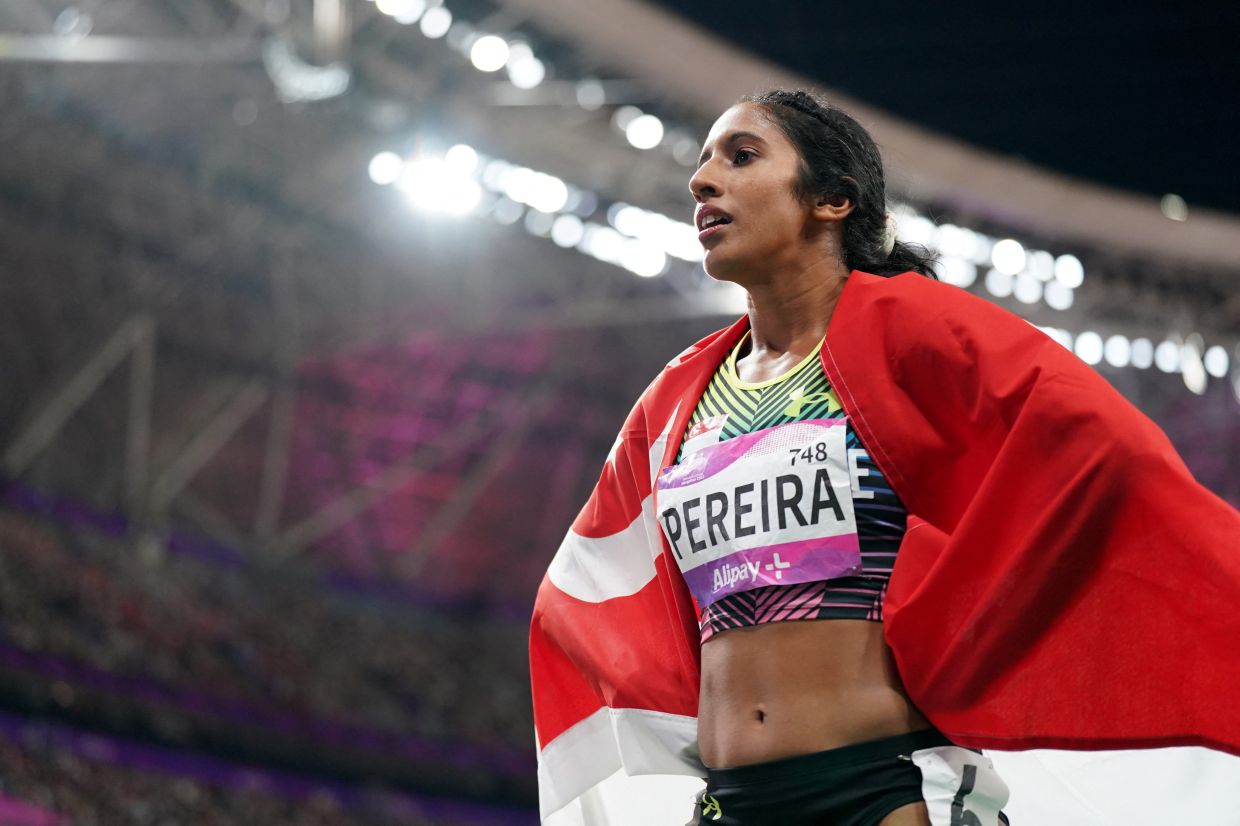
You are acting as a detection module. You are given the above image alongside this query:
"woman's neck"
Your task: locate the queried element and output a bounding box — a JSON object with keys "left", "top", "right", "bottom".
{"left": 742, "top": 258, "right": 850, "bottom": 361}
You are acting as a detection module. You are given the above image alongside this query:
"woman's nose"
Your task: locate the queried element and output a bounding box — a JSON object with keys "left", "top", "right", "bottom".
{"left": 689, "top": 163, "right": 720, "bottom": 202}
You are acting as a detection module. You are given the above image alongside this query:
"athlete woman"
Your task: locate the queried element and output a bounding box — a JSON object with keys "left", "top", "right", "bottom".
{"left": 531, "top": 86, "right": 1240, "bottom": 826}
{"left": 678, "top": 90, "right": 1000, "bottom": 825}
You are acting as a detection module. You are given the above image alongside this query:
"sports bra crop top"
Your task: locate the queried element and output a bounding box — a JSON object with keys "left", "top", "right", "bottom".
{"left": 657, "top": 333, "right": 909, "bottom": 642}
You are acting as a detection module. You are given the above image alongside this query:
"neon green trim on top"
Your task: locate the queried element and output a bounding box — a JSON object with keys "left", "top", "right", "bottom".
{"left": 724, "top": 331, "right": 827, "bottom": 391}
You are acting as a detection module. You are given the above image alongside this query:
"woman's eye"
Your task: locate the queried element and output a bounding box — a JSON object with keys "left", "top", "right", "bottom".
{"left": 733, "top": 149, "right": 753, "bottom": 164}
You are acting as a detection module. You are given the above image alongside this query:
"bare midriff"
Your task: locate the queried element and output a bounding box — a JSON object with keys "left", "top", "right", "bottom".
{"left": 697, "top": 618, "right": 930, "bottom": 769}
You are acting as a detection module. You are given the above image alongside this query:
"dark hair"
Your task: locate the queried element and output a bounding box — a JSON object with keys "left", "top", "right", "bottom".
{"left": 741, "top": 89, "right": 938, "bottom": 279}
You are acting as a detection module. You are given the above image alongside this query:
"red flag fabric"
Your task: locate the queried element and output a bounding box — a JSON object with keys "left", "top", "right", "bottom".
{"left": 529, "top": 271, "right": 1240, "bottom": 823}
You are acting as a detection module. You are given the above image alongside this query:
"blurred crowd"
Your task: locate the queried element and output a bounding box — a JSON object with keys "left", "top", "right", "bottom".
{"left": 0, "top": 734, "right": 368, "bottom": 826}
{"left": 0, "top": 506, "right": 532, "bottom": 756}
{"left": 0, "top": 727, "right": 454, "bottom": 826}
{"left": 0, "top": 506, "right": 535, "bottom": 813}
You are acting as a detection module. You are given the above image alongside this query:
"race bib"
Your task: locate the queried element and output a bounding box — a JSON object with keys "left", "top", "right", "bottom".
{"left": 912, "top": 746, "right": 1010, "bottom": 825}
{"left": 655, "top": 420, "right": 862, "bottom": 608}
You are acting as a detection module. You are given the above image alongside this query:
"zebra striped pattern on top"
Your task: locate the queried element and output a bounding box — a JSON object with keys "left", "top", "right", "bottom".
{"left": 674, "top": 333, "right": 909, "bottom": 642}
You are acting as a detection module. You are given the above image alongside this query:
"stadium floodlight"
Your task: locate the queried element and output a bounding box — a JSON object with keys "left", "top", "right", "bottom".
{"left": 1181, "top": 336, "right": 1207, "bottom": 394}
{"left": 528, "top": 173, "right": 568, "bottom": 214}
{"left": 1074, "top": 331, "right": 1103, "bottom": 366}
{"left": 1053, "top": 254, "right": 1085, "bottom": 288}
{"left": 1130, "top": 338, "right": 1154, "bottom": 369}
{"left": 1043, "top": 279, "right": 1074, "bottom": 310}
{"left": 1104, "top": 335, "right": 1131, "bottom": 368}
{"left": 490, "top": 197, "right": 523, "bottom": 225}
{"left": 895, "top": 213, "right": 935, "bottom": 247}
{"left": 605, "top": 204, "right": 700, "bottom": 264}
{"left": 621, "top": 240, "right": 667, "bottom": 278}
{"left": 1204, "top": 345, "right": 1229, "bottom": 379}
{"left": 984, "top": 267, "right": 1013, "bottom": 298}
{"left": 1027, "top": 250, "right": 1055, "bottom": 282}
{"left": 368, "top": 151, "right": 404, "bottom": 185}
{"left": 1039, "top": 327, "right": 1073, "bottom": 351}
{"left": 523, "top": 208, "right": 554, "bottom": 237}
{"left": 470, "top": 35, "right": 509, "bottom": 72}
{"left": 625, "top": 114, "right": 664, "bottom": 149}
{"left": 936, "top": 224, "right": 980, "bottom": 260}
{"left": 507, "top": 55, "right": 546, "bottom": 89}
{"left": 1013, "top": 272, "right": 1042, "bottom": 305}
{"left": 991, "top": 239, "right": 1027, "bottom": 277}
{"left": 377, "top": 0, "right": 426, "bottom": 24}
{"left": 938, "top": 256, "right": 977, "bottom": 288}
{"left": 419, "top": 6, "right": 451, "bottom": 38}
{"left": 610, "top": 205, "right": 646, "bottom": 237}
{"left": 580, "top": 224, "right": 624, "bottom": 264}
{"left": 1154, "top": 340, "right": 1181, "bottom": 373}
{"left": 568, "top": 189, "right": 598, "bottom": 218}
{"left": 660, "top": 221, "right": 703, "bottom": 263}
{"left": 551, "top": 214, "right": 585, "bottom": 248}
{"left": 499, "top": 166, "right": 568, "bottom": 213}
{"left": 397, "top": 157, "right": 481, "bottom": 215}
{"left": 444, "top": 144, "right": 479, "bottom": 174}
{"left": 576, "top": 79, "right": 606, "bottom": 110}
{"left": 612, "top": 106, "right": 642, "bottom": 132}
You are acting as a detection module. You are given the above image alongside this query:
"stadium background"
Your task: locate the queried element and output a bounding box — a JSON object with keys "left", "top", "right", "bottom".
{"left": 1, "top": 0, "right": 1237, "bottom": 823}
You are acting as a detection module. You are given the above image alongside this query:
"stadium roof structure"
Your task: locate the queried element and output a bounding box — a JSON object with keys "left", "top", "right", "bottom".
{"left": 2, "top": 0, "right": 1237, "bottom": 613}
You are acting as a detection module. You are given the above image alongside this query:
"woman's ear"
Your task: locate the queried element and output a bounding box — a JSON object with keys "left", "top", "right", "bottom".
{"left": 812, "top": 192, "right": 855, "bottom": 223}
{"left": 812, "top": 175, "right": 857, "bottom": 222}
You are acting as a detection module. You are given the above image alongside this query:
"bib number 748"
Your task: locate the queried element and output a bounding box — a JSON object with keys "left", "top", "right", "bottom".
{"left": 788, "top": 442, "right": 829, "bottom": 465}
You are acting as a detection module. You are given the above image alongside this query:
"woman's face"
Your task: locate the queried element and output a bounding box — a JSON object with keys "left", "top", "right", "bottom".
{"left": 689, "top": 102, "right": 814, "bottom": 284}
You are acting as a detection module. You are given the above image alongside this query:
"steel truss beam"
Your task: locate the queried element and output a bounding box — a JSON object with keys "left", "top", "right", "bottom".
{"left": 147, "top": 380, "right": 269, "bottom": 511}
{"left": 0, "top": 35, "right": 261, "bottom": 63}
{"left": 400, "top": 371, "right": 561, "bottom": 575}
{"left": 254, "top": 268, "right": 299, "bottom": 543}
{"left": 273, "top": 380, "right": 544, "bottom": 559}
{"left": 3, "top": 315, "right": 154, "bottom": 479}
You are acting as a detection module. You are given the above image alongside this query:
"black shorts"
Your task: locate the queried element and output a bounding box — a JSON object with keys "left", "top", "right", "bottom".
{"left": 694, "top": 729, "right": 1010, "bottom": 826}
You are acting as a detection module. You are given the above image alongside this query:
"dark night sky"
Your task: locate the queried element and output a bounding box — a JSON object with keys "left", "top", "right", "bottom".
{"left": 650, "top": 0, "right": 1240, "bottom": 214}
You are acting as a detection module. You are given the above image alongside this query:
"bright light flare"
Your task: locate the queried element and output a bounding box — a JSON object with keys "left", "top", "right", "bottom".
{"left": 398, "top": 157, "right": 481, "bottom": 215}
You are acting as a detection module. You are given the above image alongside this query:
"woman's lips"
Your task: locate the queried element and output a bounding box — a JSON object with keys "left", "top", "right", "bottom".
{"left": 698, "top": 220, "right": 730, "bottom": 244}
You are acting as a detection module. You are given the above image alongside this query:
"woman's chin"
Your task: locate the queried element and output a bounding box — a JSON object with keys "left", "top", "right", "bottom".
{"left": 702, "top": 250, "right": 744, "bottom": 283}
{"left": 703, "top": 251, "right": 762, "bottom": 287}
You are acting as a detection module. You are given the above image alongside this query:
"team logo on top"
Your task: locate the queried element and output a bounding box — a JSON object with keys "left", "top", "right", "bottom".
{"left": 783, "top": 385, "right": 839, "bottom": 417}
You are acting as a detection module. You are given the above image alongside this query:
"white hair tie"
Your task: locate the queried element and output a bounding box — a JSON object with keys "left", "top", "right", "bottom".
{"left": 881, "top": 212, "right": 898, "bottom": 257}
